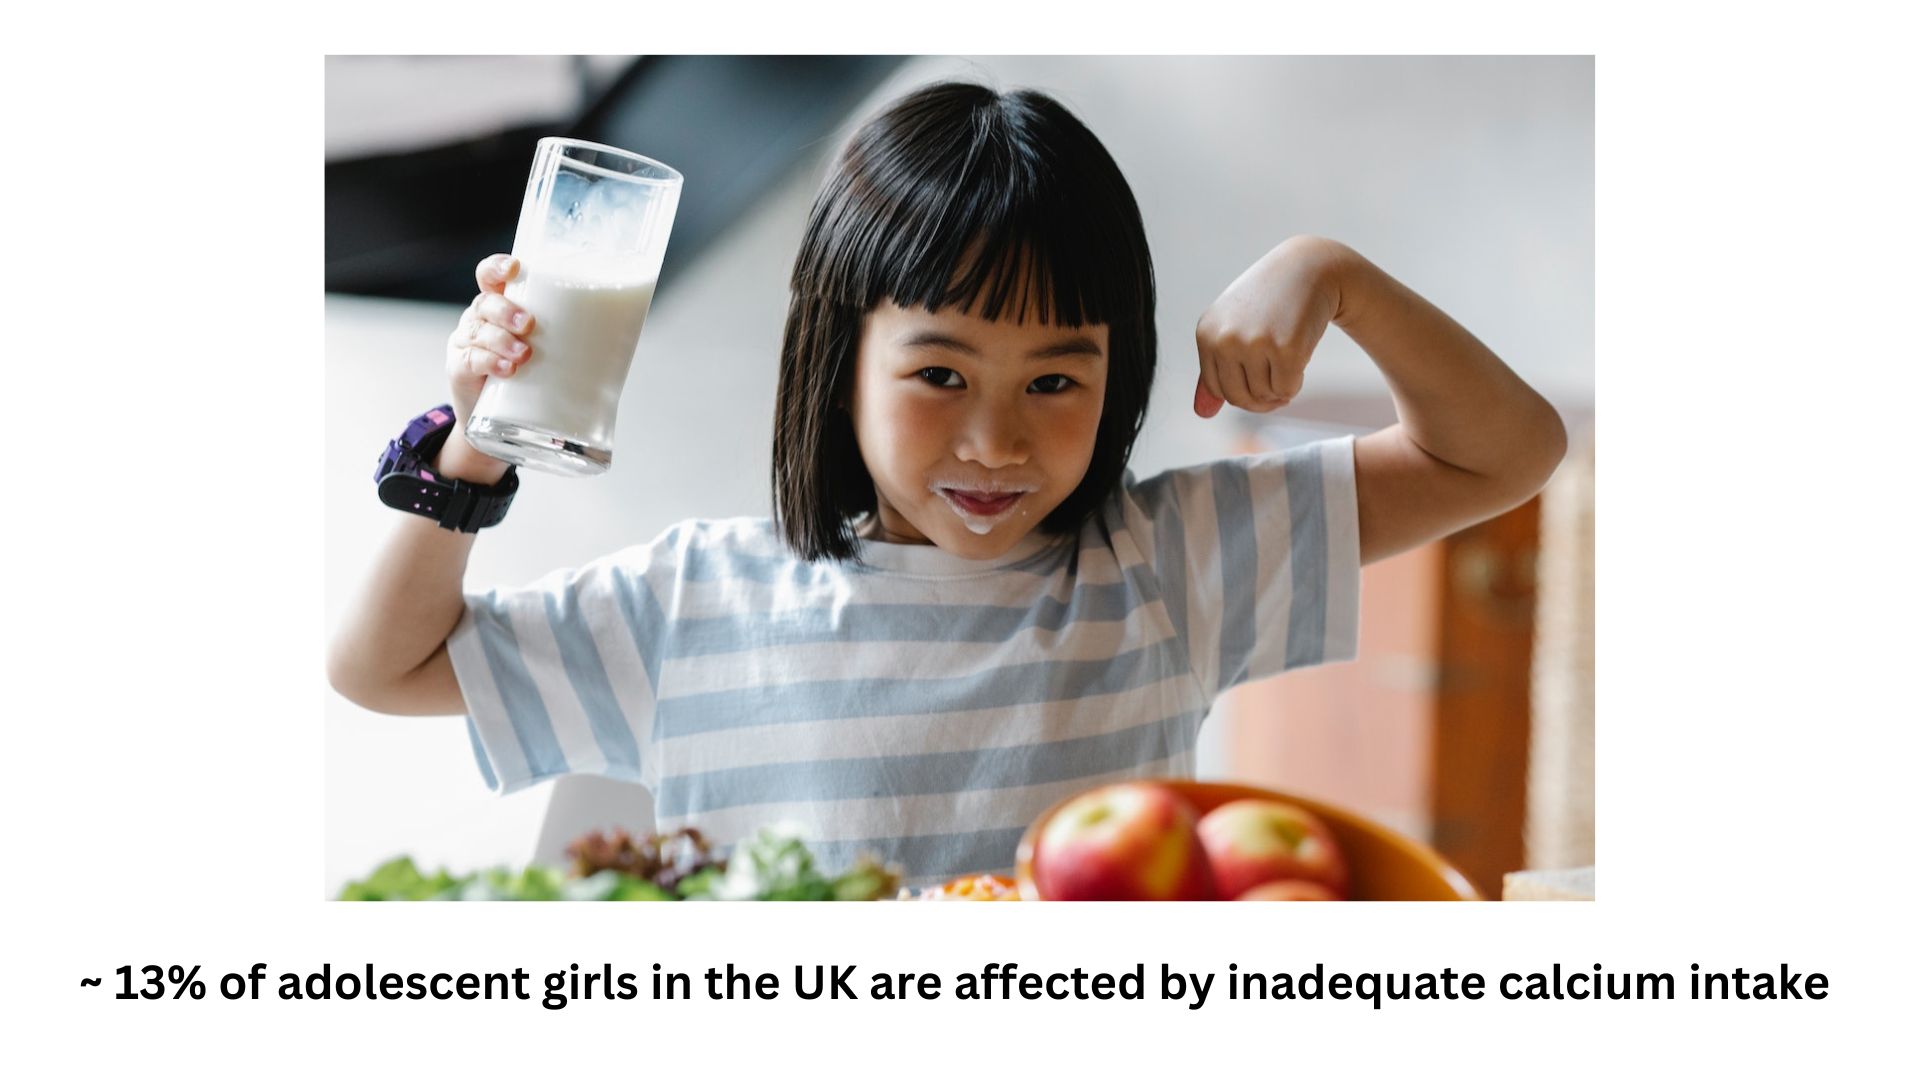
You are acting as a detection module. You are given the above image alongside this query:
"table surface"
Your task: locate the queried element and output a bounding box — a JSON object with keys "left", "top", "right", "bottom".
{"left": 1502, "top": 866, "right": 1595, "bottom": 900}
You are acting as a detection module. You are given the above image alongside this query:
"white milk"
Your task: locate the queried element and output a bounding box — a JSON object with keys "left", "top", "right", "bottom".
{"left": 473, "top": 255, "right": 658, "bottom": 449}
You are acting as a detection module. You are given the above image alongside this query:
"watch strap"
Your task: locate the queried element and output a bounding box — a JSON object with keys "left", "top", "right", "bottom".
{"left": 374, "top": 406, "right": 519, "bottom": 533}
{"left": 378, "top": 464, "right": 519, "bottom": 533}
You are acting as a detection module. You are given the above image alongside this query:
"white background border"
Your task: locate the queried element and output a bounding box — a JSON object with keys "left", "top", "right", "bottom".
{"left": 7, "top": 2, "right": 1915, "bottom": 1072}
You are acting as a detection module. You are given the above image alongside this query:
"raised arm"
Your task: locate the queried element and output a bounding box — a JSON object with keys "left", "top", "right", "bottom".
{"left": 326, "top": 255, "right": 534, "bottom": 714}
{"left": 1195, "top": 235, "right": 1567, "bottom": 565}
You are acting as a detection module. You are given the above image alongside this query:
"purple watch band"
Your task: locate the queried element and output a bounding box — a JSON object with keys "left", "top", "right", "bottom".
{"left": 373, "top": 405, "right": 518, "bottom": 533}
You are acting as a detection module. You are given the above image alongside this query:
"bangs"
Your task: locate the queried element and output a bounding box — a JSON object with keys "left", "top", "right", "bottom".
{"left": 793, "top": 85, "right": 1146, "bottom": 328}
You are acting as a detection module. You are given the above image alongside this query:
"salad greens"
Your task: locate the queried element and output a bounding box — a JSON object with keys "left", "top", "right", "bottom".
{"left": 336, "top": 857, "right": 673, "bottom": 902}
{"left": 700, "top": 824, "right": 897, "bottom": 901}
{"left": 338, "top": 825, "right": 900, "bottom": 901}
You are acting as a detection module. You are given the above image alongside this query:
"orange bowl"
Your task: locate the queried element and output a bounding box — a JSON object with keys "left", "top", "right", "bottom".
{"left": 1015, "top": 780, "right": 1480, "bottom": 901}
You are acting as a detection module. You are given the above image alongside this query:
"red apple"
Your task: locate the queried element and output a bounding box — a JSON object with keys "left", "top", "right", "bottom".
{"left": 1197, "top": 798, "right": 1350, "bottom": 899}
{"left": 1032, "top": 783, "right": 1218, "bottom": 900}
{"left": 1237, "top": 880, "right": 1342, "bottom": 901}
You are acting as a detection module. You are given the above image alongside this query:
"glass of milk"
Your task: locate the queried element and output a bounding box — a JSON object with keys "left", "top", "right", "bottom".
{"left": 465, "top": 138, "right": 682, "bottom": 476}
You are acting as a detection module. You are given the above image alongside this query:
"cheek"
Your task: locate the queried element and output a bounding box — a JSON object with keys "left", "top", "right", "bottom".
{"left": 855, "top": 385, "right": 947, "bottom": 473}
{"left": 1044, "top": 396, "right": 1105, "bottom": 472}
{"left": 886, "top": 392, "right": 952, "bottom": 433}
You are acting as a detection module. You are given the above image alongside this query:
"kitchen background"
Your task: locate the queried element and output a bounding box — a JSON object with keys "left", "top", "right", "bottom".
{"left": 325, "top": 55, "right": 1594, "bottom": 898}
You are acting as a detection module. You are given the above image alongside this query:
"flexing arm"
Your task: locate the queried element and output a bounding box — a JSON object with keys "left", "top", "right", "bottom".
{"left": 326, "top": 255, "right": 533, "bottom": 714}
{"left": 1196, "top": 236, "right": 1567, "bottom": 564}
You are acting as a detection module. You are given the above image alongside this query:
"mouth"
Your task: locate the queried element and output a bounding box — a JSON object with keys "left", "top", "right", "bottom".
{"left": 932, "top": 483, "right": 1036, "bottom": 534}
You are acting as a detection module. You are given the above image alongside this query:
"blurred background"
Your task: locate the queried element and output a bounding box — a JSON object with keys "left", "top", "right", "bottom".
{"left": 325, "top": 55, "right": 1594, "bottom": 898}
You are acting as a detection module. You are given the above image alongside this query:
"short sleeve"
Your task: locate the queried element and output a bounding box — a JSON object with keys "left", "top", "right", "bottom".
{"left": 447, "top": 542, "right": 671, "bottom": 795}
{"left": 1120, "top": 436, "right": 1361, "bottom": 695}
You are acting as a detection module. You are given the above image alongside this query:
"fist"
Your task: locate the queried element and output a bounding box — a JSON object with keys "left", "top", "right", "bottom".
{"left": 1193, "top": 235, "right": 1348, "bottom": 418}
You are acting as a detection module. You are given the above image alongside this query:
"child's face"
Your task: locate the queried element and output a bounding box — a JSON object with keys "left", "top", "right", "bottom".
{"left": 850, "top": 298, "right": 1109, "bottom": 559}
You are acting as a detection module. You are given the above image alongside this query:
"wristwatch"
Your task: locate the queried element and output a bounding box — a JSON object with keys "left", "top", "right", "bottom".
{"left": 374, "top": 405, "right": 519, "bottom": 532}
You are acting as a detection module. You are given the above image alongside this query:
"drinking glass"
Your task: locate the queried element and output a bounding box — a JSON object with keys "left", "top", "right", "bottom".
{"left": 464, "top": 138, "right": 682, "bottom": 476}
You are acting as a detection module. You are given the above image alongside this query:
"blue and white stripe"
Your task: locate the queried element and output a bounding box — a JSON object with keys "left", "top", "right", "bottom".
{"left": 448, "top": 436, "right": 1359, "bottom": 884}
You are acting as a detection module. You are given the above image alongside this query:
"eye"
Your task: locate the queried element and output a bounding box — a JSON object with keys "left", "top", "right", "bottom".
{"left": 916, "top": 366, "right": 964, "bottom": 389}
{"left": 1028, "top": 374, "right": 1076, "bottom": 394}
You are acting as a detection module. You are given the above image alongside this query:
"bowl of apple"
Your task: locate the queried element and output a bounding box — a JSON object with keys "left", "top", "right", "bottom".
{"left": 1014, "top": 780, "right": 1479, "bottom": 901}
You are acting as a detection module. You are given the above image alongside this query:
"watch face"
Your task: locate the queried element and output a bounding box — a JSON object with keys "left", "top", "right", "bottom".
{"left": 378, "top": 408, "right": 455, "bottom": 482}
{"left": 405, "top": 407, "right": 456, "bottom": 448}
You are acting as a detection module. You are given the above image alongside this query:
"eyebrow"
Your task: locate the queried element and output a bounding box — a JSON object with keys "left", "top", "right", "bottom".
{"left": 897, "top": 331, "right": 1104, "bottom": 361}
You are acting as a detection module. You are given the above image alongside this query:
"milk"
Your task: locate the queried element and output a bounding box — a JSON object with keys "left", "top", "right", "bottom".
{"left": 472, "top": 255, "right": 658, "bottom": 451}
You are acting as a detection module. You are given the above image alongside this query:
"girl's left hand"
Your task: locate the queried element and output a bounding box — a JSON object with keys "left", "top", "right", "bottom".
{"left": 1193, "top": 235, "right": 1349, "bottom": 418}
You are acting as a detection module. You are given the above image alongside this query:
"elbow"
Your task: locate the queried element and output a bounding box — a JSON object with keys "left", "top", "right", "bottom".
{"left": 1534, "top": 403, "right": 1569, "bottom": 486}
{"left": 1478, "top": 399, "right": 1567, "bottom": 512}
{"left": 1510, "top": 400, "right": 1568, "bottom": 504}
{"left": 325, "top": 643, "right": 367, "bottom": 709}
{"left": 326, "top": 637, "right": 386, "bottom": 713}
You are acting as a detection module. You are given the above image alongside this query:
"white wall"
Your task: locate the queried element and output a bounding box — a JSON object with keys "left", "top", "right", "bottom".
{"left": 324, "top": 55, "right": 1592, "bottom": 893}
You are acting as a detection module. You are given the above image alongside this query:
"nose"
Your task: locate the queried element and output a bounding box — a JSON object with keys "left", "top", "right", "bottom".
{"left": 954, "top": 401, "right": 1030, "bottom": 470}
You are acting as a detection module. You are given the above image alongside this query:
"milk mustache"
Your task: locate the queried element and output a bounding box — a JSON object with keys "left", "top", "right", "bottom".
{"left": 473, "top": 253, "right": 657, "bottom": 453}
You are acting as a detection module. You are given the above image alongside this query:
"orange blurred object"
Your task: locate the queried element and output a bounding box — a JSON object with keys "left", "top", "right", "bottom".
{"left": 916, "top": 873, "right": 1022, "bottom": 901}
{"left": 1237, "top": 880, "right": 1342, "bottom": 901}
{"left": 1016, "top": 781, "right": 1479, "bottom": 901}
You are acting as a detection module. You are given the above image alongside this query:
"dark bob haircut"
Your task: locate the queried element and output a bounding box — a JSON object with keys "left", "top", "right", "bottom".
{"left": 772, "top": 81, "right": 1158, "bottom": 562}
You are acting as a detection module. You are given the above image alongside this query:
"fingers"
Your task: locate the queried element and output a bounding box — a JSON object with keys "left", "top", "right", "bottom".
{"left": 1225, "top": 362, "right": 1260, "bottom": 411}
{"left": 447, "top": 302, "right": 533, "bottom": 380}
{"left": 475, "top": 253, "right": 520, "bottom": 295}
{"left": 1265, "top": 356, "right": 1304, "bottom": 406}
{"left": 1196, "top": 346, "right": 1297, "bottom": 414}
{"left": 468, "top": 329, "right": 527, "bottom": 377}
{"left": 474, "top": 291, "right": 533, "bottom": 335}
{"left": 1240, "top": 352, "right": 1276, "bottom": 403}
{"left": 1240, "top": 359, "right": 1296, "bottom": 413}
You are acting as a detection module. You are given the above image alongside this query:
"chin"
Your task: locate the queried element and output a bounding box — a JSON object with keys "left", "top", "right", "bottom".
{"left": 930, "top": 510, "right": 1049, "bottom": 560}
{"left": 931, "top": 525, "right": 1026, "bottom": 560}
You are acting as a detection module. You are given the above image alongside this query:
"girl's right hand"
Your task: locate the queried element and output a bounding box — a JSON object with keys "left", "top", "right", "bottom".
{"left": 447, "top": 253, "right": 535, "bottom": 414}
{"left": 438, "top": 254, "right": 535, "bottom": 482}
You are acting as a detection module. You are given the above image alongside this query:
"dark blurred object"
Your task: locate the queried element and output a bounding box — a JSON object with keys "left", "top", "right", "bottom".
{"left": 326, "top": 55, "right": 906, "bottom": 302}
{"left": 565, "top": 826, "right": 723, "bottom": 892}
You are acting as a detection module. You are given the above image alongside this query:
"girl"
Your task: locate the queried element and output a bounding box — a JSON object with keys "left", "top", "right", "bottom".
{"left": 329, "top": 81, "right": 1566, "bottom": 887}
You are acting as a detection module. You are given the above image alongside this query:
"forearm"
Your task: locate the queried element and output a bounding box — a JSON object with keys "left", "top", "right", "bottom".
{"left": 326, "top": 436, "right": 505, "bottom": 713}
{"left": 1325, "top": 240, "right": 1566, "bottom": 493}
{"left": 327, "top": 515, "right": 475, "bottom": 705}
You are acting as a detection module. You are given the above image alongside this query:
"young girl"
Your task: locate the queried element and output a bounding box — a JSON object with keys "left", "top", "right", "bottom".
{"left": 329, "top": 81, "right": 1566, "bottom": 887}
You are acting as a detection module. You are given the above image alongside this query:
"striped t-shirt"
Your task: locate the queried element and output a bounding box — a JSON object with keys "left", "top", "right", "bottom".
{"left": 449, "top": 436, "right": 1360, "bottom": 887}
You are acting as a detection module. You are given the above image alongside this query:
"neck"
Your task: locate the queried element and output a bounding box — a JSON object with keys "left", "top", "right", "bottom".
{"left": 855, "top": 513, "right": 929, "bottom": 544}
